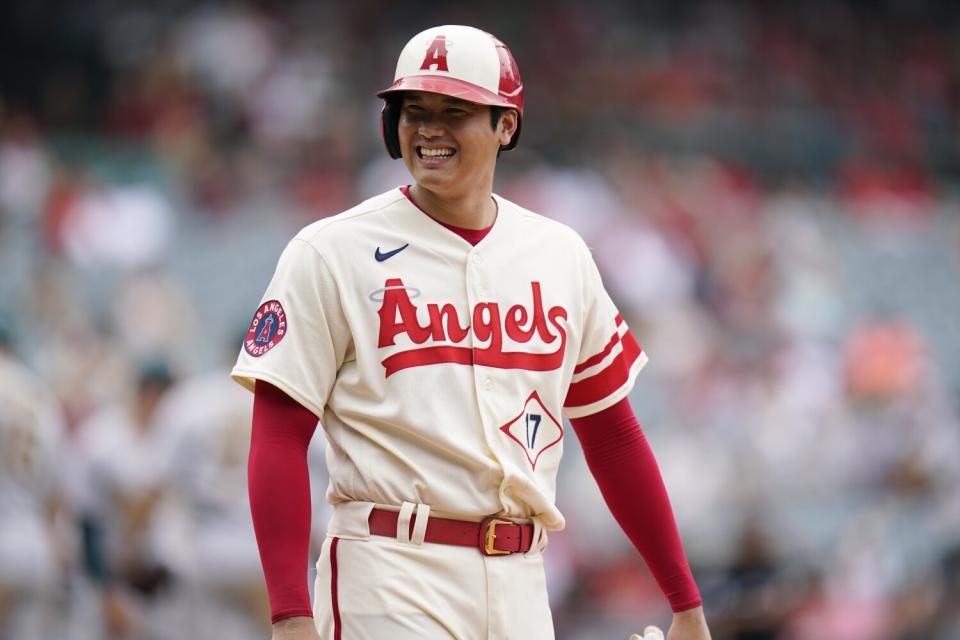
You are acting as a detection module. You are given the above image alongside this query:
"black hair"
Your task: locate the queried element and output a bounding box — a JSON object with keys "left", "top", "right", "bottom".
{"left": 136, "top": 359, "right": 174, "bottom": 393}
{"left": 490, "top": 107, "right": 512, "bottom": 156}
{"left": 490, "top": 106, "right": 506, "bottom": 131}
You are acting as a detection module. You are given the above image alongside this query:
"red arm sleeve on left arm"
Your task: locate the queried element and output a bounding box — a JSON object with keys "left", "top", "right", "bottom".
{"left": 569, "top": 397, "right": 702, "bottom": 612}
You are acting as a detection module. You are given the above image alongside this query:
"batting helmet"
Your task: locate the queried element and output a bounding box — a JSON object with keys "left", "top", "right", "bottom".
{"left": 377, "top": 25, "right": 524, "bottom": 159}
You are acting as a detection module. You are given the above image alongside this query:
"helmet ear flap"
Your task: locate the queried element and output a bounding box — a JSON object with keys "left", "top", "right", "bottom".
{"left": 380, "top": 98, "right": 403, "bottom": 160}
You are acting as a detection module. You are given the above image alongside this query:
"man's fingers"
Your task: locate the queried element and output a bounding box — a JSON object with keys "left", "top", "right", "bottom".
{"left": 644, "top": 626, "right": 665, "bottom": 640}
{"left": 629, "top": 626, "right": 665, "bottom": 640}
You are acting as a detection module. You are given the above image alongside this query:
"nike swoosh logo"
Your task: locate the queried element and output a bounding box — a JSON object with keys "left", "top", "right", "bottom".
{"left": 375, "top": 243, "right": 409, "bottom": 262}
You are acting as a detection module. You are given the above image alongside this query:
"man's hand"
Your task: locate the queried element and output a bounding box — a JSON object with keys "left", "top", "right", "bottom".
{"left": 667, "top": 606, "right": 711, "bottom": 640}
{"left": 101, "top": 588, "right": 136, "bottom": 638}
{"left": 272, "top": 616, "right": 321, "bottom": 640}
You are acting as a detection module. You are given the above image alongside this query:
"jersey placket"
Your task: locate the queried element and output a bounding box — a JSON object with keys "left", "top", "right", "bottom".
{"left": 464, "top": 247, "right": 511, "bottom": 496}
{"left": 464, "top": 246, "right": 511, "bottom": 640}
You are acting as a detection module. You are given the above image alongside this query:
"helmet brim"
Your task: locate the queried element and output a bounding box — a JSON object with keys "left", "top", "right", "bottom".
{"left": 376, "top": 75, "right": 522, "bottom": 113}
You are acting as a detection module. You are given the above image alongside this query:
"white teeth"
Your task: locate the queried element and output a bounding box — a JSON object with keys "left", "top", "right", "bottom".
{"left": 421, "top": 148, "right": 454, "bottom": 158}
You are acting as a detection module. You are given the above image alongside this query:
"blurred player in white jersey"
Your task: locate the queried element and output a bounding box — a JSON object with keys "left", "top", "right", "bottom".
{"left": 72, "top": 361, "right": 185, "bottom": 640}
{"left": 158, "top": 360, "right": 332, "bottom": 639}
{"left": 0, "top": 340, "right": 68, "bottom": 640}
{"left": 152, "top": 368, "right": 269, "bottom": 639}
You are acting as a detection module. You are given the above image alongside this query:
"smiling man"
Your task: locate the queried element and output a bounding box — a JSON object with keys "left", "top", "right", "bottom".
{"left": 232, "top": 25, "right": 712, "bottom": 640}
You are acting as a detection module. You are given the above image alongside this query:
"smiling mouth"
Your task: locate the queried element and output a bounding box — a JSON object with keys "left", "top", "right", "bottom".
{"left": 417, "top": 146, "right": 456, "bottom": 160}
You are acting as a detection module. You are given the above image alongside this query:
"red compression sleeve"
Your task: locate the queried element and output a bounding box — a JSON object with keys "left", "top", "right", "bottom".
{"left": 569, "top": 397, "right": 702, "bottom": 612}
{"left": 250, "top": 381, "right": 319, "bottom": 623}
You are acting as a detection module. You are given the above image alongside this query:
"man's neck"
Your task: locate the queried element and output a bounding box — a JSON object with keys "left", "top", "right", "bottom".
{"left": 409, "top": 184, "right": 497, "bottom": 230}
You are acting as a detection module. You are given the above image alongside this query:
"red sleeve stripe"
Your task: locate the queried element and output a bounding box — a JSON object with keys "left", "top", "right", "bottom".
{"left": 573, "top": 331, "right": 620, "bottom": 375}
{"left": 572, "top": 315, "right": 627, "bottom": 375}
{"left": 564, "top": 329, "right": 643, "bottom": 409}
{"left": 570, "top": 332, "right": 625, "bottom": 384}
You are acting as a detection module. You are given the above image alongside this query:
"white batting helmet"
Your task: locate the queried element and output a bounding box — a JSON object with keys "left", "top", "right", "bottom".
{"left": 377, "top": 25, "right": 524, "bottom": 159}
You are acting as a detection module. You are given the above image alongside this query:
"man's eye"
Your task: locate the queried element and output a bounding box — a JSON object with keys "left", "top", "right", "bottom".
{"left": 447, "top": 109, "right": 467, "bottom": 115}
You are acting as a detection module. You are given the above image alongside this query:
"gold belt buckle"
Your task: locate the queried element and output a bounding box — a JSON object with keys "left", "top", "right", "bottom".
{"left": 484, "top": 518, "right": 514, "bottom": 555}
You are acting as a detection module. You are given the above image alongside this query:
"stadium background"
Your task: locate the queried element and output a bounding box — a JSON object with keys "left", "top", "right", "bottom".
{"left": 1, "top": 1, "right": 959, "bottom": 638}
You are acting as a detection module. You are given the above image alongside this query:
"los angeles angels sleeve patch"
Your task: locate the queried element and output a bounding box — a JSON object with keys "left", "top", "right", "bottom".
{"left": 244, "top": 300, "right": 287, "bottom": 357}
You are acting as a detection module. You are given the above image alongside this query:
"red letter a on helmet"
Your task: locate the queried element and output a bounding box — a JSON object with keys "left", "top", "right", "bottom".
{"left": 420, "top": 36, "right": 449, "bottom": 71}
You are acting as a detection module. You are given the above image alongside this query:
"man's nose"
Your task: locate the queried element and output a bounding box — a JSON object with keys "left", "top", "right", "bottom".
{"left": 418, "top": 116, "right": 444, "bottom": 137}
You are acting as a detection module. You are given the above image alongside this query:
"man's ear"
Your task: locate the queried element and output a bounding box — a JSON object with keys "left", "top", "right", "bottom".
{"left": 498, "top": 109, "right": 519, "bottom": 146}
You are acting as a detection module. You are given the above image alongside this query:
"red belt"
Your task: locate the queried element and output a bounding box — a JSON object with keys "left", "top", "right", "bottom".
{"left": 367, "top": 508, "right": 534, "bottom": 556}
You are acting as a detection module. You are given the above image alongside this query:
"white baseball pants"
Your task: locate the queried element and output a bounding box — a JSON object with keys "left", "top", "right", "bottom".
{"left": 312, "top": 501, "right": 554, "bottom": 640}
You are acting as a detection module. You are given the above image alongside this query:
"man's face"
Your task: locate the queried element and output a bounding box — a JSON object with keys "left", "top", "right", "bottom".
{"left": 397, "top": 91, "right": 516, "bottom": 197}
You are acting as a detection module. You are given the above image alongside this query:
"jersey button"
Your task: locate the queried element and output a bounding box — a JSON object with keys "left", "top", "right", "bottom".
{"left": 483, "top": 377, "right": 493, "bottom": 390}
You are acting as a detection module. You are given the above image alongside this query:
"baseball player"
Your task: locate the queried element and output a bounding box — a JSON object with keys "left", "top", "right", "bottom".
{"left": 72, "top": 361, "right": 188, "bottom": 639}
{"left": 152, "top": 370, "right": 270, "bottom": 639}
{"left": 0, "top": 347, "right": 68, "bottom": 640}
{"left": 233, "top": 25, "right": 711, "bottom": 640}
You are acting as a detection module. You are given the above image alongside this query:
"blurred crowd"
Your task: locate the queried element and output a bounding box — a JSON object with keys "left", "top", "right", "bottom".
{"left": 2, "top": 1, "right": 960, "bottom": 639}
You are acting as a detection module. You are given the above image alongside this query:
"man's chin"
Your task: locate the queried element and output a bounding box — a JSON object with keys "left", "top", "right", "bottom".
{"left": 412, "top": 170, "right": 457, "bottom": 192}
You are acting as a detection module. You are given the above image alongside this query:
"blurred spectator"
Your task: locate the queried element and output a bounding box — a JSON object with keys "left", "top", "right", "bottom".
{"left": 708, "top": 520, "right": 798, "bottom": 640}
{"left": 59, "top": 181, "right": 173, "bottom": 269}
{"left": 0, "top": 113, "right": 51, "bottom": 223}
{"left": 110, "top": 269, "right": 199, "bottom": 368}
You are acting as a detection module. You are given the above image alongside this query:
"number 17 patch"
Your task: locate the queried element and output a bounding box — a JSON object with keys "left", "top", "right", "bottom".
{"left": 499, "top": 391, "right": 563, "bottom": 470}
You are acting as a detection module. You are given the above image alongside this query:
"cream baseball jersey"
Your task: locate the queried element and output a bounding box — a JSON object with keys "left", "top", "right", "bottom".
{"left": 232, "top": 187, "right": 647, "bottom": 530}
